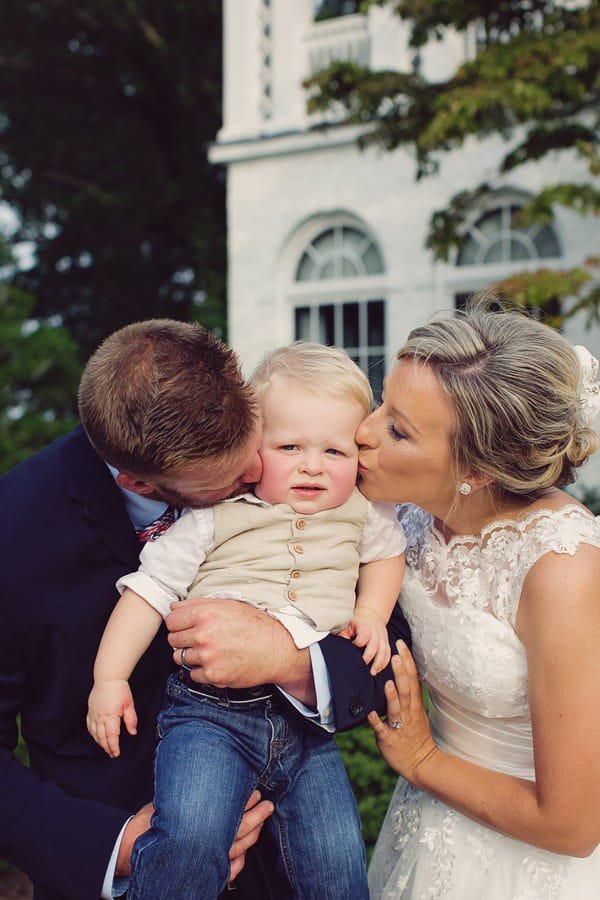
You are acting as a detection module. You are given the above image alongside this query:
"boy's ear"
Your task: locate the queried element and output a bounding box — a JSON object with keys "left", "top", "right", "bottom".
{"left": 115, "top": 471, "right": 158, "bottom": 498}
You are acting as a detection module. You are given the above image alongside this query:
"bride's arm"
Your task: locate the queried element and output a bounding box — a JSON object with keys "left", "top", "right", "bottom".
{"left": 368, "top": 544, "right": 600, "bottom": 857}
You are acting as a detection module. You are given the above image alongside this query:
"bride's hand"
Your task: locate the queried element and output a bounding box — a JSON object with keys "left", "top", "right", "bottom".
{"left": 368, "top": 640, "right": 438, "bottom": 786}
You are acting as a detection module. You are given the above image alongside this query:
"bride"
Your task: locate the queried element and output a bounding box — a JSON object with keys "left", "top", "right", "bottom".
{"left": 358, "top": 304, "right": 600, "bottom": 899}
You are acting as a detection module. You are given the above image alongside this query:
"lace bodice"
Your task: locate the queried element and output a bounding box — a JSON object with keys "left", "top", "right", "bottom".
{"left": 399, "top": 504, "right": 600, "bottom": 776}
{"left": 369, "top": 504, "right": 600, "bottom": 899}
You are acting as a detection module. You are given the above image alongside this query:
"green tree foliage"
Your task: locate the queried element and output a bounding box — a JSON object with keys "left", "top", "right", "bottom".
{"left": 305, "top": 0, "right": 600, "bottom": 324}
{"left": 0, "top": 241, "right": 80, "bottom": 473}
{"left": 0, "top": 1, "right": 225, "bottom": 357}
{"left": 575, "top": 484, "right": 600, "bottom": 515}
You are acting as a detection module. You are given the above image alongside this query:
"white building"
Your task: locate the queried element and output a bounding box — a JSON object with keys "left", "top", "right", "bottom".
{"left": 210, "top": 0, "right": 599, "bottom": 490}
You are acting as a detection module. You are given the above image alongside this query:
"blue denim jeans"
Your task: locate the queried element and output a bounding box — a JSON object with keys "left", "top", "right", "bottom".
{"left": 128, "top": 672, "right": 368, "bottom": 899}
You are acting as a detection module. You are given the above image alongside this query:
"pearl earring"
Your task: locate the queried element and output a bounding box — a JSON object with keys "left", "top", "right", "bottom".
{"left": 458, "top": 482, "right": 472, "bottom": 496}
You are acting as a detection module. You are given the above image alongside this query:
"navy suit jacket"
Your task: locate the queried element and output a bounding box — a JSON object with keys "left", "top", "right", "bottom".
{"left": 0, "top": 427, "right": 410, "bottom": 899}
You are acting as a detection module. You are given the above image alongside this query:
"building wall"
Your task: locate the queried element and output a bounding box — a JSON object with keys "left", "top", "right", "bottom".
{"left": 211, "top": 0, "right": 600, "bottom": 491}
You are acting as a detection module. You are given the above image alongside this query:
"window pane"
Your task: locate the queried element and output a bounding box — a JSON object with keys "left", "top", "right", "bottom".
{"left": 457, "top": 235, "right": 479, "bottom": 266}
{"left": 343, "top": 303, "right": 359, "bottom": 346}
{"left": 477, "top": 210, "right": 502, "bottom": 238}
{"left": 295, "top": 225, "right": 385, "bottom": 281}
{"left": 295, "top": 307, "right": 311, "bottom": 341}
{"left": 294, "top": 300, "right": 386, "bottom": 394}
{"left": 341, "top": 226, "right": 364, "bottom": 249}
{"left": 318, "top": 305, "right": 335, "bottom": 344}
{"left": 296, "top": 253, "right": 315, "bottom": 281}
{"left": 341, "top": 256, "right": 359, "bottom": 277}
{"left": 458, "top": 202, "right": 561, "bottom": 268}
{"left": 535, "top": 225, "right": 560, "bottom": 258}
{"left": 509, "top": 238, "right": 529, "bottom": 261}
{"left": 362, "top": 242, "right": 384, "bottom": 274}
{"left": 321, "top": 259, "right": 336, "bottom": 280}
{"left": 313, "top": 229, "right": 335, "bottom": 255}
{"left": 367, "top": 300, "right": 384, "bottom": 346}
{"left": 483, "top": 238, "right": 505, "bottom": 263}
{"left": 314, "top": 0, "right": 362, "bottom": 21}
{"left": 367, "top": 355, "right": 385, "bottom": 400}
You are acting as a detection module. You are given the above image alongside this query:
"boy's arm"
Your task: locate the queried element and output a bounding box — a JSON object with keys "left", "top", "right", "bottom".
{"left": 93, "top": 588, "right": 163, "bottom": 683}
{"left": 88, "top": 589, "right": 162, "bottom": 756}
{"left": 355, "top": 555, "right": 406, "bottom": 625}
{"left": 350, "top": 554, "right": 406, "bottom": 674}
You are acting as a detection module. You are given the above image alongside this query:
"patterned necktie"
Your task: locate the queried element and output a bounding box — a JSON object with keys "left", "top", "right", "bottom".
{"left": 136, "top": 506, "right": 177, "bottom": 542}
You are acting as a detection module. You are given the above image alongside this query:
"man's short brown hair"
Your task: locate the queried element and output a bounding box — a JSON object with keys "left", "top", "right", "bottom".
{"left": 78, "top": 319, "right": 257, "bottom": 477}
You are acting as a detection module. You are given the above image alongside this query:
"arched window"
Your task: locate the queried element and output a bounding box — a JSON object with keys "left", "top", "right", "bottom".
{"left": 291, "top": 223, "right": 386, "bottom": 395}
{"left": 451, "top": 193, "right": 563, "bottom": 313}
{"left": 296, "top": 225, "right": 384, "bottom": 280}
{"left": 457, "top": 203, "right": 561, "bottom": 266}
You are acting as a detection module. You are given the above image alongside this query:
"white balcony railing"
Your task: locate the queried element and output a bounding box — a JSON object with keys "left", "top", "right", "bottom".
{"left": 305, "top": 13, "right": 370, "bottom": 75}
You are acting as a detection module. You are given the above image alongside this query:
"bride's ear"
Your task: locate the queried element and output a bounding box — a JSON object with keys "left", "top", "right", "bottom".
{"left": 462, "top": 469, "right": 494, "bottom": 495}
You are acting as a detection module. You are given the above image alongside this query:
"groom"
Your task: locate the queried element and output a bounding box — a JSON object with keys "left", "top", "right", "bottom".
{"left": 0, "top": 319, "right": 410, "bottom": 899}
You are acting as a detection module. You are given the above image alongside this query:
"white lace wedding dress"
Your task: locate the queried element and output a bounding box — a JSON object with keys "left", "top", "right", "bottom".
{"left": 368, "top": 504, "right": 600, "bottom": 900}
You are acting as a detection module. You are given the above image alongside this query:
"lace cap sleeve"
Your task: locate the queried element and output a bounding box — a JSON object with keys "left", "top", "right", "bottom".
{"left": 518, "top": 505, "right": 600, "bottom": 558}
{"left": 396, "top": 504, "right": 432, "bottom": 565}
{"left": 487, "top": 505, "right": 600, "bottom": 624}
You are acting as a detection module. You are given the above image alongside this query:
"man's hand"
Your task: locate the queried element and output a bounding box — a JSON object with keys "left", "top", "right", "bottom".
{"left": 114, "top": 792, "right": 274, "bottom": 882}
{"left": 116, "top": 803, "right": 154, "bottom": 877}
{"left": 166, "top": 596, "right": 316, "bottom": 706}
{"left": 229, "top": 790, "right": 274, "bottom": 883}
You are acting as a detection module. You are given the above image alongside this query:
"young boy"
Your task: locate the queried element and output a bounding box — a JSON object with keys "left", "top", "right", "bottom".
{"left": 87, "top": 342, "right": 406, "bottom": 899}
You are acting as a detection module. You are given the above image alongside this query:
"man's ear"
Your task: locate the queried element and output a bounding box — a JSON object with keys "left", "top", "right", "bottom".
{"left": 115, "top": 471, "right": 157, "bottom": 497}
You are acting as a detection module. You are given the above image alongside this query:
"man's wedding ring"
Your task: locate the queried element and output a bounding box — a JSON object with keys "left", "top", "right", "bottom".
{"left": 388, "top": 718, "right": 404, "bottom": 730}
{"left": 181, "top": 647, "right": 192, "bottom": 670}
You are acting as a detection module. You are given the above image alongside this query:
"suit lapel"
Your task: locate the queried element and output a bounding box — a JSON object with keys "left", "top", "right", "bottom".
{"left": 62, "top": 426, "right": 141, "bottom": 568}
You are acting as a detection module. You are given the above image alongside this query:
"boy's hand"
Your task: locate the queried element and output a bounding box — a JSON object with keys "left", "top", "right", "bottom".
{"left": 348, "top": 607, "right": 391, "bottom": 675}
{"left": 87, "top": 680, "right": 138, "bottom": 758}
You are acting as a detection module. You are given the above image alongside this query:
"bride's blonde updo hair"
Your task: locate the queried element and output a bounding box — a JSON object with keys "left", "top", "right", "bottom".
{"left": 397, "top": 302, "right": 599, "bottom": 496}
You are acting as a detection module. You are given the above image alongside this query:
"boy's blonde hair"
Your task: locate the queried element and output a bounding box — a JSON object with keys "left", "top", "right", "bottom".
{"left": 250, "top": 342, "right": 373, "bottom": 416}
